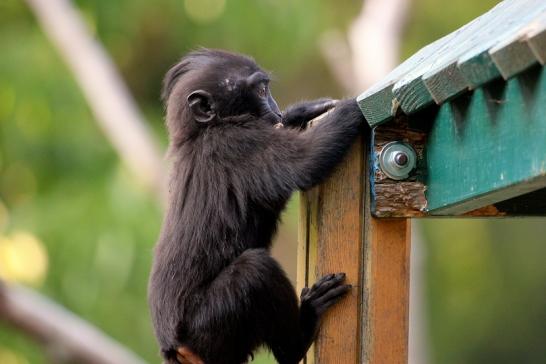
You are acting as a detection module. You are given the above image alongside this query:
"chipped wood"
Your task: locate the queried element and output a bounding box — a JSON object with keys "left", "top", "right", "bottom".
{"left": 371, "top": 116, "right": 428, "bottom": 217}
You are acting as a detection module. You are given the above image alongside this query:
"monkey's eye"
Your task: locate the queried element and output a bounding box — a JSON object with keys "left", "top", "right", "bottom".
{"left": 257, "top": 84, "right": 267, "bottom": 98}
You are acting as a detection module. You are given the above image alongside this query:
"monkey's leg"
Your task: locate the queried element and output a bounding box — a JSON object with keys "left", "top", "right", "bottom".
{"left": 183, "top": 248, "right": 301, "bottom": 364}
{"left": 269, "top": 273, "right": 351, "bottom": 364}
{"left": 185, "top": 249, "right": 349, "bottom": 364}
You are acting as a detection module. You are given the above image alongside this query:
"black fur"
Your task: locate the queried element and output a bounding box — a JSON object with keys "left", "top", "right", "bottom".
{"left": 148, "top": 49, "right": 365, "bottom": 364}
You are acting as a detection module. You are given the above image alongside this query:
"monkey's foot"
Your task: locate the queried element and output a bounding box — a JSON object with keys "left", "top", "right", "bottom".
{"left": 300, "top": 272, "right": 351, "bottom": 317}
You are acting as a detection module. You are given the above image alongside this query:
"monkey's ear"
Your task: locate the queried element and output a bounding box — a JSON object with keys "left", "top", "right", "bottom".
{"left": 187, "top": 90, "right": 216, "bottom": 123}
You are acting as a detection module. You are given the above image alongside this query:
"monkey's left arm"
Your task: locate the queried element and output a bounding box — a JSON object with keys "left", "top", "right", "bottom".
{"left": 282, "top": 98, "right": 336, "bottom": 129}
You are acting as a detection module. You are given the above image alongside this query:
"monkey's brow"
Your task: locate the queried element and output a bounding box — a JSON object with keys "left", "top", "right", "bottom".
{"left": 246, "top": 71, "right": 271, "bottom": 85}
{"left": 257, "top": 72, "right": 270, "bottom": 82}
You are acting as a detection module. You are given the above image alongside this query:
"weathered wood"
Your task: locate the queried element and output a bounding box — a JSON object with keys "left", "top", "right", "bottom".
{"left": 490, "top": 9, "right": 546, "bottom": 79}
{"left": 455, "top": 0, "right": 545, "bottom": 88}
{"left": 356, "top": 0, "right": 546, "bottom": 127}
{"left": 426, "top": 66, "right": 546, "bottom": 214}
{"left": 298, "top": 136, "right": 365, "bottom": 364}
{"left": 424, "top": 0, "right": 544, "bottom": 99}
{"left": 370, "top": 66, "right": 546, "bottom": 217}
{"left": 419, "top": 6, "right": 507, "bottom": 103}
{"left": 394, "top": 0, "right": 546, "bottom": 114}
{"left": 490, "top": 37, "right": 539, "bottom": 80}
{"left": 393, "top": 11, "right": 489, "bottom": 113}
{"left": 371, "top": 115, "right": 428, "bottom": 217}
{"left": 457, "top": 51, "right": 502, "bottom": 90}
{"left": 297, "top": 187, "right": 319, "bottom": 364}
{"left": 298, "top": 132, "right": 412, "bottom": 363}
{"left": 356, "top": 36, "right": 451, "bottom": 127}
{"left": 528, "top": 12, "right": 546, "bottom": 64}
{"left": 361, "top": 219, "right": 411, "bottom": 364}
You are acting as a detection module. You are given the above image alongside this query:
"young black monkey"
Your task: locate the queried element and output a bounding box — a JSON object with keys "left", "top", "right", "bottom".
{"left": 148, "top": 49, "right": 365, "bottom": 364}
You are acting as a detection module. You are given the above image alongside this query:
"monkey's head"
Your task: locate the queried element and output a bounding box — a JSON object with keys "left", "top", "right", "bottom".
{"left": 162, "top": 49, "right": 282, "bottom": 144}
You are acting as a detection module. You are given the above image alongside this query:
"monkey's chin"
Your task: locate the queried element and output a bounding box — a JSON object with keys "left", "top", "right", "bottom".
{"left": 274, "top": 122, "right": 284, "bottom": 129}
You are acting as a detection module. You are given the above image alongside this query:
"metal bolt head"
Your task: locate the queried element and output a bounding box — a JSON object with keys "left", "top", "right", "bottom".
{"left": 378, "top": 142, "right": 417, "bottom": 180}
{"left": 393, "top": 152, "right": 409, "bottom": 167}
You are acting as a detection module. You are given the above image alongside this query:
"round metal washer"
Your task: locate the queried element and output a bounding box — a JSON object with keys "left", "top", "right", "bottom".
{"left": 378, "top": 142, "right": 417, "bottom": 180}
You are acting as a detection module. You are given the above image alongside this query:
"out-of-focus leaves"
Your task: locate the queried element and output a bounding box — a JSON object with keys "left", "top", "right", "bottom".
{"left": 422, "top": 219, "right": 546, "bottom": 364}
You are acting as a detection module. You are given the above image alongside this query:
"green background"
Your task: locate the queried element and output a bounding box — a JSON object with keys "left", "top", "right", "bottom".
{"left": 1, "top": 0, "right": 545, "bottom": 363}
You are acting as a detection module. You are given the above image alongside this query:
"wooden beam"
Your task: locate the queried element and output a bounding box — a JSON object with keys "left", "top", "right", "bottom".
{"left": 426, "top": 66, "right": 546, "bottom": 214}
{"left": 356, "top": 36, "right": 450, "bottom": 127}
{"left": 298, "top": 136, "right": 365, "bottom": 364}
{"left": 370, "top": 65, "right": 546, "bottom": 217}
{"left": 297, "top": 133, "right": 411, "bottom": 363}
{"left": 357, "top": 0, "right": 546, "bottom": 127}
{"left": 489, "top": 10, "right": 546, "bottom": 79}
{"left": 361, "top": 219, "right": 411, "bottom": 364}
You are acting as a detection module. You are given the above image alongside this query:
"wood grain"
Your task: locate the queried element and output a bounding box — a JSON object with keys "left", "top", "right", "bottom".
{"left": 361, "top": 219, "right": 411, "bottom": 364}
{"left": 298, "top": 135, "right": 365, "bottom": 364}
{"left": 297, "top": 132, "right": 412, "bottom": 364}
{"left": 426, "top": 66, "right": 546, "bottom": 214}
{"left": 489, "top": 8, "right": 546, "bottom": 79}
{"left": 356, "top": 36, "right": 450, "bottom": 127}
{"left": 356, "top": 0, "right": 546, "bottom": 127}
{"left": 371, "top": 116, "right": 428, "bottom": 217}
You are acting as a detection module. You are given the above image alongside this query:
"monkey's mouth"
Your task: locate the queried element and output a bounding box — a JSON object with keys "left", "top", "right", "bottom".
{"left": 274, "top": 122, "right": 284, "bottom": 129}
{"left": 263, "top": 111, "right": 282, "bottom": 127}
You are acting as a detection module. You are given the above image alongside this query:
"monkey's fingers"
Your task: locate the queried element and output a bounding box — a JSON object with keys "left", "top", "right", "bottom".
{"left": 306, "top": 99, "right": 337, "bottom": 124}
{"left": 176, "top": 347, "right": 204, "bottom": 364}
{"left": 305, "top": 272, "right": 345, "bottom": 299}
{"left": 314, "top": 284, "right": 352, "bottom": 315}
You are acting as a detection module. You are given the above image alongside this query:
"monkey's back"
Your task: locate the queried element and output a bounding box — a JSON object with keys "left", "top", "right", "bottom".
{"left": 148, "top": 125, "right": 292, "bottom": 353}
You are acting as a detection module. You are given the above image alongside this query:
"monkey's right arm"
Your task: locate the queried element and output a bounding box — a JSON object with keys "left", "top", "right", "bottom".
{"left": 286, "top": 98, "right": 366, "bottom": 191}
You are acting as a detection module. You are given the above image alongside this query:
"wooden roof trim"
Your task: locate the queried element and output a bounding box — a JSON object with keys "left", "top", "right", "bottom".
{"left": 358, "top": 0, "right": 546, "bottom": 127}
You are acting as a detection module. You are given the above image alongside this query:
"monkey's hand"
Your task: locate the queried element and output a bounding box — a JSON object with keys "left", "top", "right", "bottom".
{"left": 299, "top": 273, "right": 351, "bottom": 349}
{"left": 282, "top": 98, "right": 337, "bottom": 129}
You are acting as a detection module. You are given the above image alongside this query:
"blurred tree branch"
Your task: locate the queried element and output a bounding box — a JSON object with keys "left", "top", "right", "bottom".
{"left": 7, "top": 0, "right": 166, "bottom": 360}
{"left": 23, "top": 0, "right": 166, "bottom": 200}
{"left": 0, "top": 281, "right": 149, "bottom": 364}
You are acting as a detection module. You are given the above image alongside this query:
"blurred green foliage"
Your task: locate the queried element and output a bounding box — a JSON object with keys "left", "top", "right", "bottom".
{"left": 421, "top": 219, "right": 546, "bottom": 364}
{"left": 1, "top": 0, "right": 545, "bottom": 363}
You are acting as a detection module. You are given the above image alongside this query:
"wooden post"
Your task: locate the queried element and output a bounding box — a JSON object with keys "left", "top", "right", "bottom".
{"left": 297, "top": 134, "right": 411, "bottom": 363}
{"left": 361, "top": 219, "right": 411, "bottom": 364}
